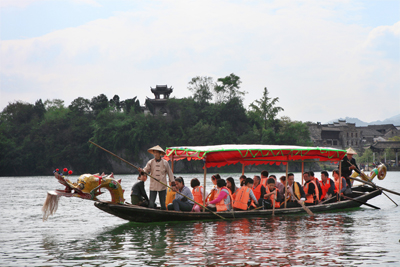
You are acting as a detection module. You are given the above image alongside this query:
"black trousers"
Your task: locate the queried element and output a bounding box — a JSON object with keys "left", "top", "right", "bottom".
{"left": 149, "top": 190, "right": 167, "bottom": 210}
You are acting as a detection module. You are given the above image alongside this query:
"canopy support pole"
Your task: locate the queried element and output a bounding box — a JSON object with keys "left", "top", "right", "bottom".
{"left": 284, "top": 162, "right": 289, "bottom": 208}
{"left": 242, "top": 163, "right": 245, "bottom": 175}
{"left": 338, "top": 161, "right": 342, "bottom": 201}
{"left": 203, "top": 158, "right": 207, "bottom": 212}
{"left": 301, "top": 162, "right": 304, "bottom": 185}
{"left": 171, "top": 155, "right": 174, "bottom": 173}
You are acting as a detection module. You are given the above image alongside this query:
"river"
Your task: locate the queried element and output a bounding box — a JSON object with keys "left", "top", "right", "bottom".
{"left": 1, "top": 171, "right": 400, "bottom": 266}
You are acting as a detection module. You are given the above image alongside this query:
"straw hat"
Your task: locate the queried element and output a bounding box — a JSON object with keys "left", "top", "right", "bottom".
{"left": 147, "top": 145, "right": 166, "bottom": 155}
{"left": 346, "top": 147, "right": 357, "bottom": 155}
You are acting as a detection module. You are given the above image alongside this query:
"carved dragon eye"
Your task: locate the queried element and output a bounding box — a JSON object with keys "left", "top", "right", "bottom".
{"left": 79, "top": 183, "right": 84, "bottom": 190}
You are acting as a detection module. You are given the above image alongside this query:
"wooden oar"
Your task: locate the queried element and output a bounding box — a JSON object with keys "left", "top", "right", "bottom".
{"left": 382, "top": 191, "right": 398, "bottom": 206}
{"left": 272, "top": 191, "right": 276, "bottom": 216}
{"left": 89, "top": 141, "right": 228, "bottom": 221}
{"left": 351, "top": 176, "right": 400, "bottom": 197}
{"left": 320, "top": 195, "right": 336, "bottom": 205}
{"left": 341, "top": 195, "right": 380, "bottom": 209}
{"left": 290, "top": 191, "right": 314, "bottom": 216}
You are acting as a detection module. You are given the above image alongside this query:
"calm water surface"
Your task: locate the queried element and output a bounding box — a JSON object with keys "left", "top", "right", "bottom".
{"left": 1, "top": 171, "right": 400, "bottom": 266}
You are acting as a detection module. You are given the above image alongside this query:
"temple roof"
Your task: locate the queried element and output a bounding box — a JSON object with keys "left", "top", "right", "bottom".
{"left": 370, "top": 141, "right": 400, "bottom": 150}
{"left": 150, "top": 85, "right": 173, "bottom": 94}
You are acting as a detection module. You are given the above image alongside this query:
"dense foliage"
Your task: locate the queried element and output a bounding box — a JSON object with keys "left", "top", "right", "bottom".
{"left": 0, "top": 74, "right": 312, "bottom": 176}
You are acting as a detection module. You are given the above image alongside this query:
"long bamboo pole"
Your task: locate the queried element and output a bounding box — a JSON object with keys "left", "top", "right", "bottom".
{"left": 203, "top": 158, "right": 207, "bottom": 212}
{"left": 89, "top": 141, "right": 228, "bottom": 220}
{"left": 284, "top": 162, "right": 288, "bottom": 208}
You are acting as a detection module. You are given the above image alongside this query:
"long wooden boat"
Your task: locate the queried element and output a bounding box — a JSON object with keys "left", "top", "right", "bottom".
{"left": 95, "top": 186, "right": 381, "bottom": 222}
{"left": 93, "top": 144, "right": 384, "bottom": 223}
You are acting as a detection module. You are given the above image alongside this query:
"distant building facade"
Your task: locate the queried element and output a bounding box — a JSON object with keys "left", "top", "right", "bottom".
{"left": 308, "top": 120, "right": 400, "bottom": 151}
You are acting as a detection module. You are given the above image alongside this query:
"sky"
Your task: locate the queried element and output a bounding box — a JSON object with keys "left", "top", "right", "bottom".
{"left": 1, "top": 0, "right": 399, "bottom": 123}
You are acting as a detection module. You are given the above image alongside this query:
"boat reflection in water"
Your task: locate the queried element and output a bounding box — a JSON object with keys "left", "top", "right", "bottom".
{"left": 43, "top": 213, "right": 390, "bottom": 266}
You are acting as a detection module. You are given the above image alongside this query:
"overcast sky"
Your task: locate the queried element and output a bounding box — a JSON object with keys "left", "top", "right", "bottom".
{"left": 1, "top": 0, "right": 399, "bottom": 123}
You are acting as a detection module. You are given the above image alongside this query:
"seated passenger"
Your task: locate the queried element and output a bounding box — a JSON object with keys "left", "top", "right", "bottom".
{"left": 320, "top": 171, "right": 335, "bottom": 201}
{"left": 252, "top": 175, "right": 266, "bottom": 204}
{"left": 165, "top": 180, "right": 177, "bottom": 207}
{"left": 207, "top": 179, "right": 233, "bottom": 212}
{"left": 260, "top": 170, "right": 269, "bottom": 187}
{"left": 208, "top": 174, "right": 221, "bottom": 204}
{"left": 332, "top": 169, "right": 347, "bottom": 196}
{"left": 262, "top": 178, "right": 282, "bottom": 209}
{"left": 285, "top": 173, "right": 306, "bottom": 208}
{"left": 309, "top": 171, "right": 323, "bottom": 200}
{"left": 191, "top": 178, "right": 207, "bottom": 212}
{"left": 233, "top": 178, "right": 259, "bottom": 210}
{"left": 239, "top": 175, "right": 247, "bottom": 187}
{"left": 167, "top": 177, "right": 194, "bottom": 211}
{"left": 226, "top": 177, "right": 238, "bottom": 200}
{"left": 269, "top": 174, "right": 285, "bottom": 194}
{"left": 303, "top": 172, "right": 319, "bottom": 205}
{"left": 130, "top": 172, "right": 149, "bottom": 207}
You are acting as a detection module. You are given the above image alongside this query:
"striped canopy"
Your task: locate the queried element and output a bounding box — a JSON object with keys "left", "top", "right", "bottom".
{"left": 165, "top": 144, "right": 346, "bottom": 168}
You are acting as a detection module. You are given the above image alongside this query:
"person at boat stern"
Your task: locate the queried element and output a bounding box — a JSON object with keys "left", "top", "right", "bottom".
{"left": 340, "top": 147, "right": 360, "bottom": 188}
{"left": 139, "top": 145, "right": 174, "bottom": 210}
{"left": 167, "top": 177, "right": 194, "bottom": 211}
{"left": 130, "top": 172, "right": 150, "bottom": 207}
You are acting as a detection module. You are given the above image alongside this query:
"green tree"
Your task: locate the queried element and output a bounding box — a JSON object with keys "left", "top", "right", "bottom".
{"left": 214, "top": 73, "right": 245, "bottom": 103}
{"left": 187, "top": 76, "right": 214, "bottom": 105}
{"left": 248, "top": 87, "right": 284, "bottom": 131}
{"left": 90, "top": 94, "right": 109, "bottom": 116}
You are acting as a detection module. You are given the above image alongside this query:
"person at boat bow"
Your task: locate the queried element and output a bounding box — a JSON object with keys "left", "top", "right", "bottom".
{"left": 285, "top": 173, "right": 306, "bottom": 208}
{"left": 139, "top": 145, "right": 174, "bottom": 210}
{"left": 167, "top": 177, "right": 194, "bottom": 211}
{"left": 340, "top": 147, "right": 360, "bottom": 189}
{"left": 130, "top": 172, "right": 150, "bottom": 207}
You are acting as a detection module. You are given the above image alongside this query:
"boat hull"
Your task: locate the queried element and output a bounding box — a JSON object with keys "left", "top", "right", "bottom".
{"left": 94, "top": 186, "right": 382, "bottom": 223}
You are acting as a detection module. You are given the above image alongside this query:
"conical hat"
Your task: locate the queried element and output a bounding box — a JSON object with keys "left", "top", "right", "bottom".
{"left": 346, "top": 147, "right": 357, "bottom": 155}
{"left": 148, "top": 145, "right": 166, "bottom": 155}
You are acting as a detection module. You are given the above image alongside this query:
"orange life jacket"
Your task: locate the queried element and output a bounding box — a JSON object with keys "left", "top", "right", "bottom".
{"left": 304, "top": 180, "right": 319, "bottom": 203}
{"left": 233, "top": 187, "right": 251, "bottom": 210}
{"left": 252, "top": 184, "right": 262, "bottom": 200}
{"left": 265, "top": 186, "right": 280, "bottom": 208}
{"left": 216, "top": 187, "right": 233, "bottom": 212}
{"left": 334, "top": 177, "right": 345, "bottom": 194}
{"left": 320, "top": 178, "right": 333, "bottom": 199}
{"left": 165, "top": 187, "right": 176, "bottom": 206}
{"left": 228, "top": 188, "right": 237, "bottom": 202}
{"left": 207, "top": 186, "right": 217, "bottom": 201}
{"left": 260, "top": 178, "right": 268, "bottom": 188}
{"left": 192, "top": 186, "right": 204, "bottom": 205}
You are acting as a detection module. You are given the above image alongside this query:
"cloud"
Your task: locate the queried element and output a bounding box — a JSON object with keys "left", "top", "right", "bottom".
{"left": 0, "top": 0, "right": 101, "bottom": 8}
{"left": 1, "top": 0, "right": 399, "bottom": 123}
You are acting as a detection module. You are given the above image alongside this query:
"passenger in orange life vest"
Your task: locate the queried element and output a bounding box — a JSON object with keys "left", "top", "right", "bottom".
{"left": 233, "top": 178, "right": 259, "bottom": 210}
{"left": 303, "top": 172, "right": 320, "bottom": 205}
{"left": 332, "top": 169, "right": 347, "bottom": 195}
{"left": 268, "top": 174, "right": 285, "bottom": 194}
{"left": 262, "top": 178, "right": 283, "bottom": 209}
{"left": 207, "top": 179, "right": 233, "bottom": 211}
{"left": 320, "top": 171, "right": 335, "bottom": 200}
{"left": 191, "top": 178, "right": 208, "bottom": 212}
{"left": 308, "top": 171, "right": 323, "bottom": 200}
{"left": 207, "top": 174, "right": 221, "bottom": 206}
{"left": 252, "top": 175, "right": 266, "bottom": 204}
{"left": 226, "top": 177, "right": 238, "bottom": 200}
{"left": 285, "top": 173, "right": 306, "bottom": 208}
{"left": 260, "top": 170, "right": 269, "bottom": 187}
